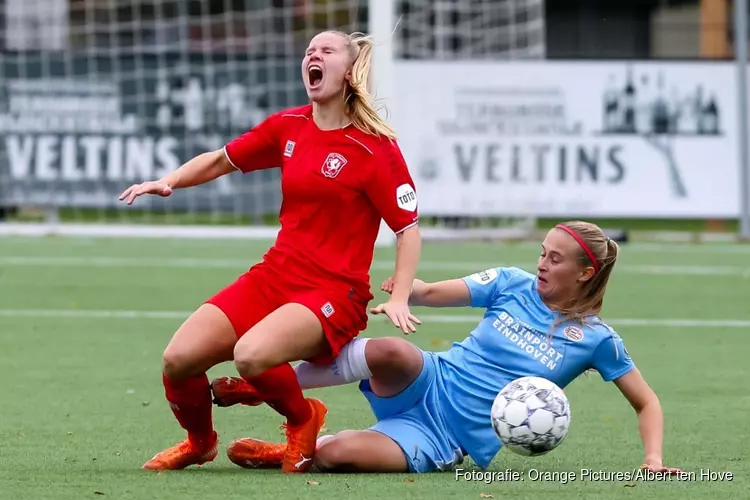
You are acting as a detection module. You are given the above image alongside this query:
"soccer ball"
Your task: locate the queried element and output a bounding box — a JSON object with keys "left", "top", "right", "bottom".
{"left": 490, "top": 376, "right": 571, "bottom": 456}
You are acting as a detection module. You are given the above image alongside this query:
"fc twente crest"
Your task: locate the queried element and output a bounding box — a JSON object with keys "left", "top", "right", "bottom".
{"left": 321, "top": 152, "right": 348, "bottom": 178}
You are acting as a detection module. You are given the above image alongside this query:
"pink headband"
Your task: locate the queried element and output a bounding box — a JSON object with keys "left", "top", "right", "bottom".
{"left": 555, "top": 224, "right": 599, "bottom": 272}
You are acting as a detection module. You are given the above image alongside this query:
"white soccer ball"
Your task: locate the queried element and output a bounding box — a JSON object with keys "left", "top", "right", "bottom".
{"left": 490, "top": 376, "right": 571, "bottom": 456}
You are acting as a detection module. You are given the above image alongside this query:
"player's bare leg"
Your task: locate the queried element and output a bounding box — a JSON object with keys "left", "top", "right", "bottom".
{"left": 315, "top": 430, "right": 409, "bottom": 472}
{"left": 143, "top": 303, "right": 237, "bottom": 471}
{"left": 232, "top": 303, "right": 330, "bottom": 473}
{"left": 228, "top": 429, "right": 409, "bottom": 472}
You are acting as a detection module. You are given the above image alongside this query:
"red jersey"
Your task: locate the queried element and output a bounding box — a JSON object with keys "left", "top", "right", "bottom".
{"left": 223, "top": 105, "right": 419, "bottom": 300}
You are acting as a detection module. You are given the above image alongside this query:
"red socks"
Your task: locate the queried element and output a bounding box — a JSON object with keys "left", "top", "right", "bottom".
{"left": 162, "top": 364, "right": 311, "bottom": 444}
{"left": 245, "top": 363, "right": 312, "bottom": 426}
{"left": 162, "top": 373, "right": 215, "bottom": 447}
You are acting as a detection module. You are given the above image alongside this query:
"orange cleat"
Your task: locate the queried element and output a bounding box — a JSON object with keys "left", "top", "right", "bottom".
{"left": 226, "top": 438, "right": 285, "bottom": 469}
{"left": 281, "top": 398, "right": 328, "bottom": 474}
{"left": 210, "top": 376, "right": 263, "bottom": 407}
{"left": 142, "top": 433, "right": 219, "bottom": 471}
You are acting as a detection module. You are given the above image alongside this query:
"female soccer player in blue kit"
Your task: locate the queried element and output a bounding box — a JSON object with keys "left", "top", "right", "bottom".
{"left": 212, "top": 221, "right": 681, "bottom": 475}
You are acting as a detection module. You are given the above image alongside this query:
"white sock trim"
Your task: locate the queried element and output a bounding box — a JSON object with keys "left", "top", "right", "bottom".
{"left": 337, "top": 337, "right": 372, "bottom": 382}
{"left": 316, "top": 434, "right": 334, "bottom": 450}
{"left": 293, "top": 337, "right": 372, "bottom": 389}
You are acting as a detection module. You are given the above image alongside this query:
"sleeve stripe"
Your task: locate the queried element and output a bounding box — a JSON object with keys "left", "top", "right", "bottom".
{"left": 222, "top": 145, "right": 242, "bottom": 172}
{"left": 344, "top": 134, "right": 374, "bottom": 155}
{"left": 394, "top": 220, "right": 419, "bottom": 234}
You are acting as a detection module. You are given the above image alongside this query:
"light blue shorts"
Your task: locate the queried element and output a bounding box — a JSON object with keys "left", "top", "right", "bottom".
{"left": 359, "top": 350, "right": 465, "bottom": 473}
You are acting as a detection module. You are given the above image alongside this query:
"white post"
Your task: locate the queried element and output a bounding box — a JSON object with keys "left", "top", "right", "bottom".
{"left": 736, "top": 0, "right": 750, "bottom": 241}
{"left": 368, "top": 0, "right": 396, "bottom": 118}
{"left": 369, "top": 0, "right": 397, "bottom": 247}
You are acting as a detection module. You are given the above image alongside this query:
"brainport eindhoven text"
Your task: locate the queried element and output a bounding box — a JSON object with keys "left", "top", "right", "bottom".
{"left": 455, "top": 468, "right": 733, "bottom": 484}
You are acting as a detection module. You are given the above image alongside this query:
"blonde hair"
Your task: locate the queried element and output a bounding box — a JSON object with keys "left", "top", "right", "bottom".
{"left": 553, "top": 220, "right": 619, "bottom": 325}
{"left": 326, "top": 31, "right": 397, "bottom": 139}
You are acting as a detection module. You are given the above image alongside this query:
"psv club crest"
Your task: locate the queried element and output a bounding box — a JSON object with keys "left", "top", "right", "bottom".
{"left": 321, "top": 153, "right": 348, "bottom": 178}
{"left": 564, "top": 326, "right": 584, "bottom": 342}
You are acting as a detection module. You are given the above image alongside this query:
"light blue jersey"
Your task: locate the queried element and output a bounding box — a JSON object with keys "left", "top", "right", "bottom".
{"left": 436, "top": 266, "right": 634, "bottom": 469}
{"left": 360, "top": 266, "right": 634, "bottom": 473}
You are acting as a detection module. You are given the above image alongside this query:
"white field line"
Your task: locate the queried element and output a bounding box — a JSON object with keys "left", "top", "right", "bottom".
{"left": 0, "top": 308, "right": 748, "bottom": 328}
{"left": 1, "top": 231, "right": 750, "bottom": 253}
{"left": 616, "top": 243, "right": 750, "bottom": 254}
{"left": 0, "top": 256, "right": 748, "bottom": 277}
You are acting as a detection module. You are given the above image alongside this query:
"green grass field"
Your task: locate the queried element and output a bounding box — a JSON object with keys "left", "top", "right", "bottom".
{"left": 1, "top": 236, "right": 748, "bottom": 499}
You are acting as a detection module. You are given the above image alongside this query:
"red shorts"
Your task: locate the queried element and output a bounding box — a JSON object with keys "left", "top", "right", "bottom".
{"left": 205, "top": 262, "right": 369, "bottom": 365}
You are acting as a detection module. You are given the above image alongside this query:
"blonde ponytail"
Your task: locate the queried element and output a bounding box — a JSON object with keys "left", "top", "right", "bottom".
{"left": 555, "top": 222, "right": 620, "bottom": 325}
{"left": 330, "top": 31, "right": 397, "bottom": 139}
{"left": 544, "top": 222, "right": 619, "bottom": 344}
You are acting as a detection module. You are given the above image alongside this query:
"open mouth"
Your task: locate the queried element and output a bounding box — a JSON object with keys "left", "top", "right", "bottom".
{"left": 308, "top": 65, "right": 323, "bottom": 88}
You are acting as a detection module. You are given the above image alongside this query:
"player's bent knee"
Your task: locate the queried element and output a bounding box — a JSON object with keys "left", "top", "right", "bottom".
{"left": 161, "top": 342, "right": 221, "bottom": 380}
{"left": 233, "top": 343, "right": 267, "bottom": 378}
{"left": 367, "top": 338, "right": 421, "bottom": 375}
{"left": 161, "top": 345, "right": 195, "bottom": 380}
{"left": 314, "top": 434, "right": 357, "bottom": 471}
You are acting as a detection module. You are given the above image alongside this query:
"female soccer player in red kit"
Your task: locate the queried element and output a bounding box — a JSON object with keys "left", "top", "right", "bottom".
{"left": 119, "top": 30, "right": 422, "bottom": 473}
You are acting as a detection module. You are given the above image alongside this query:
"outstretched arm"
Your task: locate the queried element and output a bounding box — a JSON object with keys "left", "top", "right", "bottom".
{"left": 162, "top": 149, "right": 235, "bottom": 189}
{"left": 380, "top": 276, "right": 471, "bottom": 307}
{"left": 119, "top": 150, "right": 233, "bottom": 205}
{"left": 121, "top": 112, "right": 283, "bottom": 205}
{"left": 613, "top": 368, "right": 681, "bottom": 474}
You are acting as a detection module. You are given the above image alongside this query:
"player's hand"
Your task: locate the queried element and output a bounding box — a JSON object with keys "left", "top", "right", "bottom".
{"left": 380, "top": 276, "right": 395, "bottom": 294}
{"left": 380, "top": 277, "right": 419, "bottom": 296}
{"left": 119, "top": 180, "right": 173, "bottom": 205}
{"left": 640, "top": 459, "right": 682, "bottom": 475}
{"left": 370, "top": 300, "right": 421, "bottom": 334}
